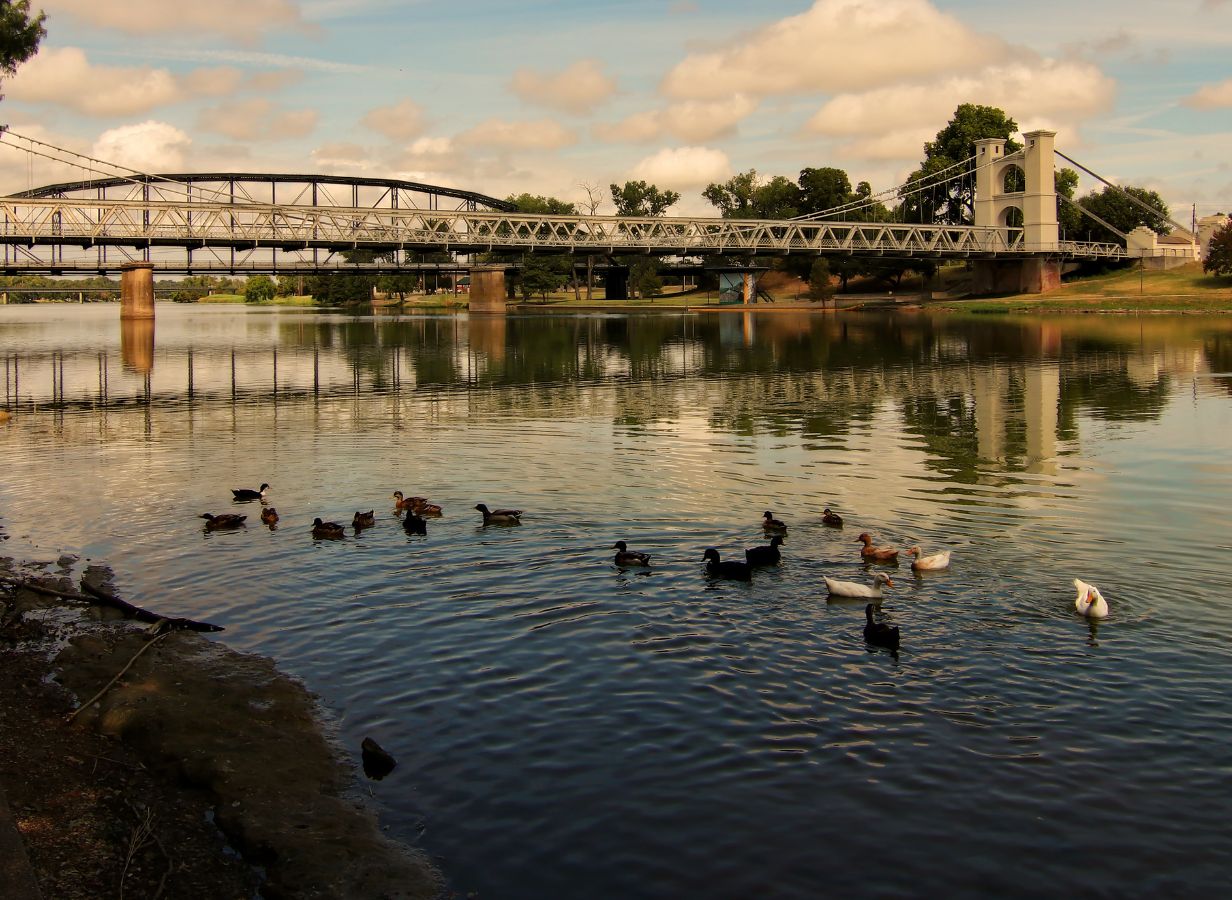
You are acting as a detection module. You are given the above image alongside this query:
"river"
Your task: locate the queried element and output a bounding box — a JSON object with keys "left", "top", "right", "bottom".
{"left": 1, "top": 303, "right": 1230, "bottom": 897}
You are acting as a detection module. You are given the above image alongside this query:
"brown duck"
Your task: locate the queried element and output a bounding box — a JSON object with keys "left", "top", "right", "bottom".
{"left": 856, "top": 532, "right": 899, "bottom": 562}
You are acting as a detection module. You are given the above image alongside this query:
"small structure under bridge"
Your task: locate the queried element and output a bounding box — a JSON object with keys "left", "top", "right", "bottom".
{"left": 0, "top": 129, "right": 1200, "bottom": 316}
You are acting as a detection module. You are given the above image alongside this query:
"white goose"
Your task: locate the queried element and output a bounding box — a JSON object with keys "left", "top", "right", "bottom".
{"left": 907, "top": 546, "right": 951, "bottom": 571}
{"left": 1074, "top": 579, "right": 1109, "bottom": 619}
{"left": 824, "top": 571, "right": 893, "bottom": 598}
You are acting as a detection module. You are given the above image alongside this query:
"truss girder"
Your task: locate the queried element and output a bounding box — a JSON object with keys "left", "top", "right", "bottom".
{"left": 0, "top": 198, "right": 1128, "bottom": 263}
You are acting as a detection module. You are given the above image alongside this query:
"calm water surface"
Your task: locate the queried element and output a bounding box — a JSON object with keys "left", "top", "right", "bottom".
{"left": 2, "top": 304, "right": 1231, "bottom": 897}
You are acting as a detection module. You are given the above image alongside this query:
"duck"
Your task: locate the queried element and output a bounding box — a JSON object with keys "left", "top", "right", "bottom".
{"left": 907, "top": 546, "right": 951, "bottom": 571}
{"left": 1074, "top": 579, "right": 1109, "bottom": 619}
{"left": 260, "top": 507, "right": 279, "bottom": 526}
{"left": 703, "top": 548, "right": 752, "bottom": 581}
{"left": 200, "top": 512, "right": 246, "bottom": 530}
{"left": 352, "top": 510, "right": 376, "bottom": 529}
{"left": 360, "top": 737, "right": 397, "bottom": 781}
{"left": 231, "top": 483, "right": 269, "bottom": 501}
{"left": 311, "top": 517, "right": 346, "bottom": 539}
{"left": 409, "top": 498, "right": 443, "bottom": 517}
{"left": 392, "top": 491, "right": 426, "bottom": 511}
{"left": 612, "top": 541, "right": 651, "bottom": 566}
{"left": 762, "top": 511, "right": 788, "bottom": 533}
{"left": 745, "top": 534, "right": 784, "bottom": 566}
{"left": 475, "top": 503, "right": 522, "bottom": 526}
{"left": 863, "top": 603, "right": 901, "bottom": 651}
{"left": 856, "top": 532, "right": 899, "bottom": 562}
{"left": 824, "top": 571, "right": 893, "bottom": 598}
{"left": 822, "top": 508, "right": 844, "bottom": 527}
{"left": 403, "top": 512, "right": 427, "bottom": 535}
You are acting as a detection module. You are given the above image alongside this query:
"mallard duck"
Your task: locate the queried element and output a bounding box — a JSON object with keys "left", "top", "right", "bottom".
{"left": 863, "top": 603, "right": 900, "bottom": 651}
{"left": 475, "top": 503, "right": 521, "bottom": 525}
{"left": 260, "top": 507, "right": 279, "bottom": 526}
{"left": 200, "top": 512, "right": 246, "bottom": 530}
{"left": 311, "top": 517, "right": 345, "bottom": 539}
{"left": 908, "top": 546, "right": 951, "bottom": 571}
{"left": 392, "top": 491, "right": 426, "bottom": 511}
{"left": 231, "top": 483, "right": 269, "bottom": 501}
{"left": 409, "top": 498, "right": 443, "bottom": 516}
{"left": 612, "top": 541, "right": 651, "bottom": 566}
{"left": 824, "top": 571, "right": 893, "bottom": 598}
{"left": 856, "top": 532, "right": 898, "bottom": 562}
{"left": 352, "top": 510, "right": 376, "bottom": 529}
{"left": 703, "top": 548, "right": 752, "bottom": 581}
{"left": 745, "top": 535, "right": 783, "bottom": 566}
{"left": 1074, "top": 579, "right": 1109, "bottom": 619}
{"left": 403, "top": 513, "right": 427, "bottom": 535}
{"left": 822, "top": 508, "right": 844, "bottom": 527}
{"left": 762, "top": 511, "right": 787, "bottom": 532}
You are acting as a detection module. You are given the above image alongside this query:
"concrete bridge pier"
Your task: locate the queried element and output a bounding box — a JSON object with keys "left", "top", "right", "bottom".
{"left": 120, "top": 262, "right": 156, "bottom": 319}
{"left": 468, "top": 265, "right": 509, "bottom": 313}
{"left": 971, "top": 258, "right": 1061, "bottom": 295}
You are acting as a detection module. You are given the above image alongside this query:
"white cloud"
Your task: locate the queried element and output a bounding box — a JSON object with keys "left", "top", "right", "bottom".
{"left": 361, "top": 99, "right": 427, "bottom": 141}
{"left": 630, "top": 147, "right": 732, "bottom": 190}
{"left": 198, "top": 99, "right": 318, "bottom": 141}
{"left": 458, "top": 118, "right": 577, "bottom": 151}
{"left": 509, "top": 60, "right": 617, "bottom": 115}
{"left": 181, "top": 67, "right": 246, "bottom": 98}
{"left": 6, "top": 47, "right": 182, "bottom": 116}
{"left": 1184, "top": 78, "right": 1232, "bottom": 109}
{"left": 662, "top": 0, "right": 1006, "bottom": 100}
{"left": 596, "top": 95, "right": 759, "bottom": 143}
{"left": 41, "top": 0, "right": 309, "bottom": 41}
{"left": 92, "top": 122, "right": 192, "bottom": 172}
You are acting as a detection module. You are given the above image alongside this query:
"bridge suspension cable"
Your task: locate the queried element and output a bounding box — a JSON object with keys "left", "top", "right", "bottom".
{"left": 1054, "top": 148, "right": 1192, "bottom": 236}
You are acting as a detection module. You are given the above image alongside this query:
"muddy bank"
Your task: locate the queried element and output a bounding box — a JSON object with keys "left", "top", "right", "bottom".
{"left": 0, "top": 560, "right": 442, "bottom": 899}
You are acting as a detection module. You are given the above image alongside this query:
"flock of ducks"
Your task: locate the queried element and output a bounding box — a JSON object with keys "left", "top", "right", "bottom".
{"left": 201, "top": 488, "right": 1110, "bottom": 655}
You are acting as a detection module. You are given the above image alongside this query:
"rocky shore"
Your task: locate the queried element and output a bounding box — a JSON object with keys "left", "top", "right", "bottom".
{"left": 0, "top": 556, "right": 442, "bottom": 899}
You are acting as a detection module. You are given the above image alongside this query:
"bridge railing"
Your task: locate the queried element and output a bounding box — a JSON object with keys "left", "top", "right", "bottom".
{"left": 0, "top": 197, "right": 1129, "bottom": 261}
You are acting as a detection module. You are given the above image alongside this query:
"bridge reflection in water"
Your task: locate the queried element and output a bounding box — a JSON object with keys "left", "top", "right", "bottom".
{"left": 1, "top": 306, "right": 1224, "bottom": 483}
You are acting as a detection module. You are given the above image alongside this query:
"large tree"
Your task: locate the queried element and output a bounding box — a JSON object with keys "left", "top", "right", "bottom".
{"left": 0, "top": 1, "right": 44, "bottom": 91}
{"left": 1074, "top": 185, "right": 1170, "bottom": 245}
{"left": 505, "top": 193, "right": 579, "bottom": 299}
{"left": 901, "top": 104, "right": 1020, "bottom": 225}
{"left": 1203, "top": 218, "right": 1232, "bottom": 277}
{"left": 798, "top": 166, "right": 853, "bottom": 216}
{"left": 702, "top": 170, "right": 800, "bottom": 219}
{"left": 610, "top": 180, "right": 679, "bottom": 217}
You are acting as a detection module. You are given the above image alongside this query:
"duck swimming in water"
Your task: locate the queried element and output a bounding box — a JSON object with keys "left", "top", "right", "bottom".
{"left": 260, "top": 507, "right": 279, "bottom": 526}
{"left": 856, "top": 532, "right": 899, "bottom": 562}
{"left": 231, "top": 483, "right": 269, "bottom": 501}
{"left": 612, "top": 541, "right": 651, "bottom": 566}
{"left": 824, "top": 571, "right": 893, "bottom": 598}
{"left": 200, "top": 513, "right": 247, "bottom": 530}
{"left": 403, "top": 513, "right": 427, "bottom": 535}
{"left": 762, "top": 511, "right": 788, "bottom": 533}
{"left": 822, "top": 508, "right": 844, "bottom": 527}
{"left": 703, "top": 548, "right": 752, "bottom": 581}
{"left": 1074, "top": 579, "right": 1109, "bottom": 619}
{"left": 745, "top": 535, "right": 784, "bottom": 566}
{"left": 311, "top": 517, "right": 345, "bottom": 539}
{"left": 907, "top": 546, "right": 951, "bottom": 571}
{"left": 475, "top": 503, "right": 522, "bottom": 525}
{"left": 863, "top": 603, "right": 900, "bottom": 651}
{"left": 352, "top": 510, "right": 376, "bottom": 529}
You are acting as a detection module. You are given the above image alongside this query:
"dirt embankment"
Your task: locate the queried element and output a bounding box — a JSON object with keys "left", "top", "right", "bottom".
{"left": 0, "top": 559, "right": 442, "bottom": 899}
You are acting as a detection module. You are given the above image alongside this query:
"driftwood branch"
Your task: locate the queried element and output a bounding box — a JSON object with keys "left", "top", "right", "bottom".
{"left": 0, "top": 575, "right": 224, "bottom": 633}
{"left": 80, "top": 582, "right": 224, "bottom": 633}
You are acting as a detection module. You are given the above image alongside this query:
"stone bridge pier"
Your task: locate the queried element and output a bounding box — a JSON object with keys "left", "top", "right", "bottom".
{"left": 120, "top": 262, "right": 156, "bottom": 319}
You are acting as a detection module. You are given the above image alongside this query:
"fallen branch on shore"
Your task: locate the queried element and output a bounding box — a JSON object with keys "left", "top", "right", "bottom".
{"left": 66, "top": 629, "right": 172, "bottom": 724}
{"left": 0, "top": 576, "right": 224, "bottom": 633}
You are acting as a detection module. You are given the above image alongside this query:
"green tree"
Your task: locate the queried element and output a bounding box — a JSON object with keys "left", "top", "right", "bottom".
{"left": 1203, "top": 219, "right": 1232, "bottom": 276}
{"left": 902, "top": 104, "right": 1020, "bottom": 225}
{"left": 702, "top": 170, "right": 800, "bottom": 219}
{"left": 518, "top": 254, "right": 571, "bottom": 302}
{"left": 308, "top": 273, "right": 375, "bottom": 304}
{"left": 1072, "top": 185, "right": 1170, "bottom": 246}
{"left": 610, "top": 181, "right": 679, "bottom": 217}
{"left": 798, "top": 167, "right": 852, "bottom": 216}
{"left": 1055, "top": 167, "right": 1082, "bottom": 238}
{"left": 244, "top": 274, "right": 275, "bottom": 303}
{"left": 0, "top": 0, "right": 44, "bottom": 90}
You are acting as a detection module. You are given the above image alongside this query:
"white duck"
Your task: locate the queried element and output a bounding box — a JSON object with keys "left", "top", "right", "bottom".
{"left": 907, "top": 546, "right": 951, "bottom": 571}
{"left": 824, "top": 571, "right": 893, "bottom": 598}
{"left": 1074, "top": 579, "right": 1109, "bottom": 619}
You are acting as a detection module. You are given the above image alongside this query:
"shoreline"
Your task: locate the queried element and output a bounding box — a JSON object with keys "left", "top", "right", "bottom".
{"left": 0, "top": 556, "right": 442, "bottom": 899}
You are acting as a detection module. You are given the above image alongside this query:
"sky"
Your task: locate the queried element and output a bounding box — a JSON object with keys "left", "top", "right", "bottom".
{"left": 0, "top": 0, "right": 1229, "bottom": 219}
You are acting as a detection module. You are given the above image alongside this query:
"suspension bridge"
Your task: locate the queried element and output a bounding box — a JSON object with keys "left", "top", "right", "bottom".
{"left": 0, "top": 128, "right": 1198, "bottom": 312}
